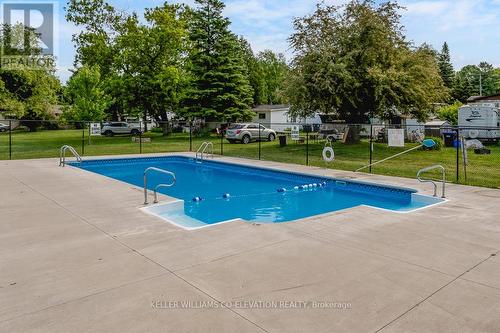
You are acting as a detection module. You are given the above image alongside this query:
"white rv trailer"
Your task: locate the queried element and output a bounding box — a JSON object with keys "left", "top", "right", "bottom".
{"left": 458, "top": 104, "right": 499, "bottom": 141}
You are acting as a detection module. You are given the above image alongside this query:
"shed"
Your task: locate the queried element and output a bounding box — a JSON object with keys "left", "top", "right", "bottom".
{"left": 424, "top": 120, "right": 451, "bottom": 137}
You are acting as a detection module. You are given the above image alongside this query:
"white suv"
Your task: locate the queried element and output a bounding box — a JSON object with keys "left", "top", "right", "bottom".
{"left": 101, "top": 122, "right": 142, "bottom": 136}
{"left": 225, "top": 123, "right": 277, "bottom": 144}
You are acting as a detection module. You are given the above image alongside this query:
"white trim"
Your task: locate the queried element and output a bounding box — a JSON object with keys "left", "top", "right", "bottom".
{"left": 140, "top": 200, "right": 244, "bottom": 231}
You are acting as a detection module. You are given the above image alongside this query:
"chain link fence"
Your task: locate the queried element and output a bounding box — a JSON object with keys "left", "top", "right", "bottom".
{"left": 0, "top": 119, "right": 498, "bottom": 188}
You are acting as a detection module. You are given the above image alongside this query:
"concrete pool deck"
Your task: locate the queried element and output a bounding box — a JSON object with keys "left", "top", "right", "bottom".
{"left": 1, "top": 153, "right": 500, "bottom": 332}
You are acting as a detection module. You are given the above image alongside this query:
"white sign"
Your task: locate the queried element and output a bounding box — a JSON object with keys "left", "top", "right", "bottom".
{"left": 388, "top": 129, "right": 405, "bottom": 147}
{"left": 291, "top": 125, "right": 300, "bottom": 141}
{"left": 90, "top": 123, "right": 101, "bottom": 136}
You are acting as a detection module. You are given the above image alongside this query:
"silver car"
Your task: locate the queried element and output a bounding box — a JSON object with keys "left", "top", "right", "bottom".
{"left": 0, "top": 123, "right": 9, "bottom": 132}
{"left": 101, "top": 122, "right": 142, "bottom": 136}
{"left": 225, "top": 123, "right": 277, "bottom": 144}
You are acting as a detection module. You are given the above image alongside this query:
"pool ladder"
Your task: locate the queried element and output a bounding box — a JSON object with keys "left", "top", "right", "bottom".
{"left": 196, "top": 142, "right": 213, "bottom": 163}
{"left": 144, "top": 167, "right": 176, "bottom": 205}
{"left": 417, "top": 165, "right": 446, "bottom": 198}
{"left": 59, "top": 145, "right": 82, "bottom": 167}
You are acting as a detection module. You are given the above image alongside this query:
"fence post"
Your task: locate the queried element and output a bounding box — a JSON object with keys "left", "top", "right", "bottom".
{"left": 306, "top": 129, "right": 309, "bottom": 166}
{"left": 455, "top": 127, "right": 460, "bottom": 182}
{"left": 220, "top": 127, "right": 224, "bottom": 156}
{"left": 369, "top": 124, "right": 373, "bottom": 173}
{"left": 139, "top": 121, "right": 143, "bottom": 154}
{"left": 81, "top": 124, "right": 85, "bottom": 155}
{"left": 189, "top": 121, "right": 192, "bottom": 152}
{"left": 9, "top": 120, "right": 12, "bottom": 160}
{"left": 258, "top": 125, "right": 261, "bottom": 160}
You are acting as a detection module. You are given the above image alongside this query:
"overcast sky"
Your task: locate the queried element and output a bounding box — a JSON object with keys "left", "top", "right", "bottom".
{"left": 39, "top": 0, "right": 500, "bottom": 82}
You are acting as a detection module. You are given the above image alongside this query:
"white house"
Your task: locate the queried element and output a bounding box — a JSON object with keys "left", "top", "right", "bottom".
{"left": 252, "top": 105, "right": 322, "bottom": 131}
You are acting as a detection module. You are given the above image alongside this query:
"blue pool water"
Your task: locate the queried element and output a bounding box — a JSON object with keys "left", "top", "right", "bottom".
{"left": 71, "top": 156, "right": 443, "bottom": 227}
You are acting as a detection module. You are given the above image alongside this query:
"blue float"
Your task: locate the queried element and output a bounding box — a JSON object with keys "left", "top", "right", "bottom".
{"left": 277, "top": 188, "right": 287, "bottom": 193}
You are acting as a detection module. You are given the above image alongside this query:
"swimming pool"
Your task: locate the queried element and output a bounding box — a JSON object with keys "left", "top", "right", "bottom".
{"left": 71, "top": 156, "right": 445, "bottom": 229}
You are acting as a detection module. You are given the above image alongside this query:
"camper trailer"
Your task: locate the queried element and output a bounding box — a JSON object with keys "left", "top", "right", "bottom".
{"left": 458, "top": 104, "right": 499, "bottom": 141}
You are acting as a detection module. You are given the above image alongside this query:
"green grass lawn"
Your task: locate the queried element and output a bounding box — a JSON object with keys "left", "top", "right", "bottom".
{"left": 1, "top": 129, "right": 498, "bottom": 188}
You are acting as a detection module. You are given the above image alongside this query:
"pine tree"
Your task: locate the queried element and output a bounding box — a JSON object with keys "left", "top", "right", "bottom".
{"left": 184, "top": 0, "right": 253, "bottom": 121}
{"left": 438, "top": 42, "right": 455, "bottom": 89}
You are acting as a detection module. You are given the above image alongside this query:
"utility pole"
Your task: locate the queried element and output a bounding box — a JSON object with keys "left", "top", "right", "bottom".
{"left": 479, "top": 73, "right": 483, "bottom": 96}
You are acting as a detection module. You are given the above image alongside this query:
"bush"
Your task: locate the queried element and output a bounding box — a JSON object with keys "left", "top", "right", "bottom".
{"left": 41, "top": 121, "right": 61, "bottom": 130}
{"left": 437, "top": 101, "right": 462, "bottom": 125}
{"left": 150, "top": 127, "right": 163, "bottom": 133}
{"left": 423, "top": 136, "right": 442, "bottom": 150}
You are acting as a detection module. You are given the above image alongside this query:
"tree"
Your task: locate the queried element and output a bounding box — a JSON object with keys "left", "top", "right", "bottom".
{"left": 0, "top": 23, "right": 60, "bottom": 131}
{"left": 484, "top": 68, "right": 500, "bottom": 95}
{"left": 237, "top": 39, "right": 289, "bottom": 106}
{"left": 452, "top": 65, "right": 480, "bottom": 102}
{"left": 114, "top": 4, "right": 190, "bottom": 128}
{"left": 437, "top": 101, "right": 462, "bottom": 125}
{"left": 66, "top": 1, "right": 190, "bottom": 126}
{"left": 237, "top": 37, "right": 267, "bottom": 106}
{"left": 62, "top": 65, "right": 111, "bottom": 122}
{"left": 256, "top": 50, "right": 289, "bottom": 105}
{"left": 65, "top": 0, "right": 123, "bottom": 78}
{"left": 452, "top": 62, "right": 500, "bottom": 101}
{"left": 183, "top": 0, "right": 254, "bottom": 121}
{"left": 437, "top": 42, "right": 454, "bottom": 89}
{"left": 286, "top": 1, "right": 447, "bottom": 129}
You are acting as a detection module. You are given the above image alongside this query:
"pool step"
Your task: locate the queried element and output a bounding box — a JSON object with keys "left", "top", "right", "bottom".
{"left": 141, "top": 200, "right": 208, "bottom": 230}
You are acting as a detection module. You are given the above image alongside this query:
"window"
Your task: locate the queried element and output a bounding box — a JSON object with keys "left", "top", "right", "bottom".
{"left": 247, "top": 124, "right": 258, "bottom": 129}
{"left": 259, "top": 113, "right": 266, "bottom": 120}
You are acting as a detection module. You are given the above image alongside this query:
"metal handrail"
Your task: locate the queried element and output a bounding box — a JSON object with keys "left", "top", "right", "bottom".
{"left": 144, "top": 167, "right": 176, "bottom": 205}
{"left": 202, "top": 142, "right": 213, "bottom": 160}
{"left": 59, "top": 145, "right": 82, "bottom": 167}
{"left": 196, "top": 142, "right": 213, "bottom": 162}
{"left": 417, "top": 165, "right": 446, "bottom": 198}
{"left": 195, "top": 142, "right": 207, "bottom": 161}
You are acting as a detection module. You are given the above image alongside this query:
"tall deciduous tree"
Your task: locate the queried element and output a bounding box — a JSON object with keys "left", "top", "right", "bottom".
{"left": 237, "top": 37, "right": 267, "bottom": 106}
{"left": 438, "top": 42, "right": 454, "bottom": 89}
{"left": 65, "top": 0, "right": 122, "bottom": 78}
{"left": 183, "top": 0, "right": 253, "bottom": 121}
{"left": 114, "top": 4, "right": 190, "bottom": 127}
{"left": 237, "top": 38, "right": 289, "bottom": 106}
{"left": 0, "top": 23, "right": 60, "bottom": 130}
{"left": 286, "top": 1, "right": 447, "bottom": 126}
{"left": 66, "top": 1, "right": 190, "bottom": 125}
{"left": 256, "top": 50, "right": 289, "bottom": 105}
{"left": 63, "top": 65, "right": 111, "bottom": 122}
